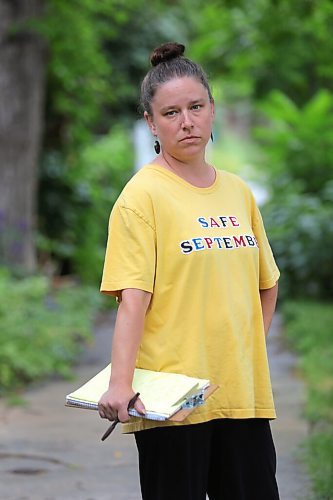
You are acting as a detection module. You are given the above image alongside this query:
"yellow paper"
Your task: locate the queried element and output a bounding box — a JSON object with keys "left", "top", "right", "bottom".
{"left": 66, "top": 364, "right": 209, "bottom": 420}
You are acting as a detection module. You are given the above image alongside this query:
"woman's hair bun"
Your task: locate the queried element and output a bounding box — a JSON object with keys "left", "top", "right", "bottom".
{"left": 150, "top": 42, "right": 185, "bottom": 67}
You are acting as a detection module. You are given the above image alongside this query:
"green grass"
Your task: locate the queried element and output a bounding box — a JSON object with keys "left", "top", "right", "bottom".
{"left": 282, "top": 300, "right": 333, "bottom": 499}
{"left": 306, "top": 433, "right": 333, "bottom": 499}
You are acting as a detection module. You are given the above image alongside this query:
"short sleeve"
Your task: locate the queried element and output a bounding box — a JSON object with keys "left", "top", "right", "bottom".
{"left": 100, "top": 201, "right": 156, "bottom": 297}
{"left": 252, "top": 205, "right": 280, "bottom": 290}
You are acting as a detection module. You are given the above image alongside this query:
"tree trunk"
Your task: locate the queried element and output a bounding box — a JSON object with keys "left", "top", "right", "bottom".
{"left": 0, "top": 0, "right": 45, "bottom": 272}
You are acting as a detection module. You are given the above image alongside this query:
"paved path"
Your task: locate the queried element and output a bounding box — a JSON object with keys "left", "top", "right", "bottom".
{"left": 0, "top": 313, "right": 312, "bottom": 500}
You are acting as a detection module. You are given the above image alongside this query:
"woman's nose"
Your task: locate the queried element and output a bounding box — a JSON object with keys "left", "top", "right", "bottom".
{"left": 181, "top": 110, "right": 194, "bottom": 129}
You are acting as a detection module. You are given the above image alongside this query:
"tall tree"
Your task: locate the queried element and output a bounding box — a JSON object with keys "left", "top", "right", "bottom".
{"left": 0, "top": 0, "right": 46, "bottom": 272}
{"left": 186, "top": 0, "right": 333, "bottom": 105}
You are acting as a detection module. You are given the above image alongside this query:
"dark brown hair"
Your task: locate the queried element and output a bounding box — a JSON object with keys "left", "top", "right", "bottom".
{"left": 140, "top": 42, "right": 213, "bottom": 115}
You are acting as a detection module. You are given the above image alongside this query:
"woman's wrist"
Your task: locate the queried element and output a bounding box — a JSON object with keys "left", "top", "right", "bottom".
{"left": 108, "top": 378, "right": 133, "bottom": 391}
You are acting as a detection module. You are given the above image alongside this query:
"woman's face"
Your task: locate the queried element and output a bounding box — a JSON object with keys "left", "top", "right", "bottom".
{"left": 145, "top": 76, "right": 215, "bottom": 160}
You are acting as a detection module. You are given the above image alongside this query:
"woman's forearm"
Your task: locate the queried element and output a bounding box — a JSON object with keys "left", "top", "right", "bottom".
{"left": 259, "top": 282, "right": 279, "bottom": 337}
{"left": 110, "top": 288, "right": 152, "bottom": 388}
{"left": 98, "top": 288, "right": 151, "bottom": 421}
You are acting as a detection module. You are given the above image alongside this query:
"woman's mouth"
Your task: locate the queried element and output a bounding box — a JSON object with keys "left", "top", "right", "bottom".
{"left": 180, "top": 136, "right": 200, "bottom": 142}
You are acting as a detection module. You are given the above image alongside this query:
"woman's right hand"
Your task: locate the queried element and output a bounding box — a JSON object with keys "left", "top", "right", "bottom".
{"left": 98, "top": 384, "right": 146, "bottom": 423}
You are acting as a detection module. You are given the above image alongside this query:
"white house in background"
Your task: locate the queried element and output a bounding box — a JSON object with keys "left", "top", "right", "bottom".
{"left": 133, "top": 120, "right": 155, "bottom": 171}
{"left": 246, "top": 180, "right": 269, "bottom": 207}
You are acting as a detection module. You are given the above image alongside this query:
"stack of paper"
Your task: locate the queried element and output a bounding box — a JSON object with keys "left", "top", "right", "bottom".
{"left": 66, "top": 364, "right": 210, "bottom": 421}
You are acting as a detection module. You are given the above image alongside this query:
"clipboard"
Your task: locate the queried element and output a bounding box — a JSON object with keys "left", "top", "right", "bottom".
{"left": 65, "top": 364, "right": 218, "bottom": 421}
{"left": 169, "top": 384, "right": 219, "bottom": 421}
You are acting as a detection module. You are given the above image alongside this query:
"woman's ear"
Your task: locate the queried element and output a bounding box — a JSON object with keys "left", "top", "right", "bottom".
{"left": 144, "top": 111, "right": 157, "bottom": 136}
{"left": 210, "top": 99, "right": 215, "bottom": 120}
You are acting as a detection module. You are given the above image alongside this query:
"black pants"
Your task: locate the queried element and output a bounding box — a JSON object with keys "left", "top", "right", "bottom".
{"left": 135, "top": 419, "right": 280, "bottom": 500}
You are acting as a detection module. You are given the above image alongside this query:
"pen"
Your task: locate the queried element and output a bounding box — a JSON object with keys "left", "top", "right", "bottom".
{"left": 101, "top": 392, "right": 140, "bottom": 442}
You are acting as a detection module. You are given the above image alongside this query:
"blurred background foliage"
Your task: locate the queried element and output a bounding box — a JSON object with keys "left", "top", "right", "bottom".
{"left": 36, "top": 0, "right": 189, "bottom": 282}
{"left": 2, "top": 0, "right": 332, "bottom": 290}
{"left": 4, "top": 0, "right": 331, "bottom": 297}
{"left": 1, "top": 2, "right": 333, "bottom": 494}
{"left": 35, "top": 0, "right": 333, "bottom": 298}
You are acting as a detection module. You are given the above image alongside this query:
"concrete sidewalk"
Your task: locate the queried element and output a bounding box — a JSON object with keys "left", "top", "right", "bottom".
{"left": 0, "top": 313, "right": 312, "bottom": 500}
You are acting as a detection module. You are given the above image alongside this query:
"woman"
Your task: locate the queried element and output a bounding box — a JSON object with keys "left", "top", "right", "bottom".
{"left": 98, "top": 42, "right": 280, "bottom": 500}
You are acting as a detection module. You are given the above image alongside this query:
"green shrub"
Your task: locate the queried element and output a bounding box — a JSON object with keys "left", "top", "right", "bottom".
{"left": 70, "top": 125, "right": 134, "bottom": 283}
{"left": 262, "top": 191, "right": 333, "bottom": 299}
{"left": 38, "top": 125, "right": 134, "bottom": 284}
{"left": 283, "top": 301, "right": 333, "bottom": 355}
{"left": 0, "top": 268, "right": 100, "bottom": 393}
{"left": 256, "top": 89, "right": 333, "bottom": 194}
{"left": 256, "top": 89, "right": 333, "bottom": 300}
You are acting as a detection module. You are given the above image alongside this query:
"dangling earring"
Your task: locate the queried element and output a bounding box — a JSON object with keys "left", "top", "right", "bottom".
{"left": 210, "top": 132, "right": 214, "bottom": 143}
{"left": 154, "top": 140, "right": 161, "bottom": 154}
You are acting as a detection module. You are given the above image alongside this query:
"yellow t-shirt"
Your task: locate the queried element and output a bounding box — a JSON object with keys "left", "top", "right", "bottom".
{"left": 100, "top": 165, "right": 280, "bottom": 432}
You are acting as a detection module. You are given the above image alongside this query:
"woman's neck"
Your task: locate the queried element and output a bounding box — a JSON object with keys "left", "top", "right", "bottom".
{"left": 157, "top": 151, "right": 216, "bottom": 188}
